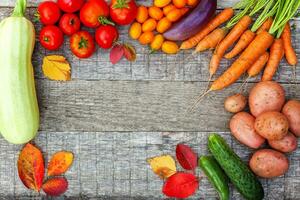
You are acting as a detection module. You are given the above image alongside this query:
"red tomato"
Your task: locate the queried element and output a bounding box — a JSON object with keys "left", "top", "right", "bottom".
{"left": 70, "top": 31, "right": 95, "bottom": 58}
{"left": 95, "top": 25, "right": 119, "bottom": 49}
{"left": 37, "top": 1, "right": 61, "bottom": 25}
{"left": 80, "top": 0, "right": 113, "bottom": 28}
{"left": 39, "top": 25, "right": 64, "bottom": 51}
{"left": 57, "top": 0, "right": 85, "bottom": 13}
{"left": 59, "top": 13, "right": 81, "bottom": 36}
{"left": 110, "top": 0, "right": 138, "bottom": 25}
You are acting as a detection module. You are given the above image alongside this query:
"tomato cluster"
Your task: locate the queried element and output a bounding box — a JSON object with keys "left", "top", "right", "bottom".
{"left": 37, "top": 0, "right": 137, "bottom": 59}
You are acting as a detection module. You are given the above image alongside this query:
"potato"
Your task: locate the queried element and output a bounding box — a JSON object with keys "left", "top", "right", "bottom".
{"left": 268, "top": 132, "right": 298, "bottom": 153}
{"left": 249, "top": 81, "right": 285, "bottom": 117}
{"left": 249, "top": 149, "right": 289, "bottom": 178}
{"left": 224, "top": 94, "right": 247, "bottom": 113}
{"left": 230, "top": 112, "right": 265, "bottom": 148}
{"left": 254, "top": 111, "right": 289, "bottom": 140}
{"left": 282, "top": 100, "right": 300, "bottom": 136}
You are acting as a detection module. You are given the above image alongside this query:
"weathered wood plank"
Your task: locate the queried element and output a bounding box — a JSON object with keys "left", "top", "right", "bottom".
{"left": 35, "top": 80, "right": 300, "bottom": 132}
{"left": 1, "top": 0, "right": 239, "bottom": 8}
{"left": 0, "top": 131, "right": 299, "bottom": 199}
{"left": 0, "top": 8, "right": 299, "bottom": 82}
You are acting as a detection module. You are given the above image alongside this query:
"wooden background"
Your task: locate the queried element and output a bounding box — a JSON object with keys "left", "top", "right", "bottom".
{"left": 0, "top": 0, "right": 299, "bottom": 199}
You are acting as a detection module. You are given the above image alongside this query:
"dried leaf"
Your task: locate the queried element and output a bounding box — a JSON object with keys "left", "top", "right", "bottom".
{"left": 110, "top": 44, "right": 124, "bottom": 64}
{"left": 176, "top": 144, "right": 197, "bottom": 170}
{"left": 123, "top": 43, "right": 136, "bottom": 62}
{"left": 162, "top": 172, "right": 199, "bottom": 198}
{"left": 147, "top": 155, "right": 176, "bottom": 179}
{"left": 18, "top": 143, "right": 45, "bottom": 192}
{"left": 42, "top": 55, "right": 71, "bottom": 81}
{"left": 47, "top": 151, "right": 74, "bottom": 176}
{"left": 42, "top": 177, "right": 68, "bottom": 196}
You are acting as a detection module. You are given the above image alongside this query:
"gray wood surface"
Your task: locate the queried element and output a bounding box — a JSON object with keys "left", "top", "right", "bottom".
{"left": 0, "top": 0, "right": 300, "bottom": 199}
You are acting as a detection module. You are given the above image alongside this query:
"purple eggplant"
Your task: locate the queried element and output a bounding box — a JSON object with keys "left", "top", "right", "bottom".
{"left": 163, "top": 0, "right": 217, "bottom": 41}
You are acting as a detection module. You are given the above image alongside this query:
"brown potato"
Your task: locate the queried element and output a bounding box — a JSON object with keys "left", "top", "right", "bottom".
{"left": 254, "top": 111, "right": 289, "bottom": 140}
{"left": 268, "top": 132, "right": 298, "bottom": 153}
{"left": 282, "top": 100, "right": 300, "bottom": 136}
{"left": 249, "top": 81, "right": 285, "bottom": 117}
{"left": 224, "top": 94, "right": 247, "bottom": 113}
{"left": 249, "top": 149, "right": 289, "bottom": 178}
{"left": 230, "top": 112, "right": 265, "bottom": 149}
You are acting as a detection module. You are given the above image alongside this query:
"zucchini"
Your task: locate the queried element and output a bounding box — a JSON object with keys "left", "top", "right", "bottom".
{"left": 208, "top": 134, "right": 264, "bottom": 200}
{"left": 199, "top": 156, "right": 230, "bottom": 200}
{"left": 0, "top": 0, "right": 39, "bottom": 144}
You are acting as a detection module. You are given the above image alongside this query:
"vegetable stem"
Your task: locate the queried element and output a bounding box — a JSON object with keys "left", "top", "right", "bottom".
{"left": 12, "top": 0, "right": 26, "bottom": 17}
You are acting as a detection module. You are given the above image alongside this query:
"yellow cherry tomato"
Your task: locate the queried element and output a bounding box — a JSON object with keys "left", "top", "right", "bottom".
{"left": 162, "top": 41, "right": 179, "bottom": 54}
{"left": 129, "top": 22, "right": 142, "bottom": 40}
{"left": 154, "top": 0, "right": 172, "bottom": 8}
{"left": 150, "top": 34, "right": 165, "bottom": 50}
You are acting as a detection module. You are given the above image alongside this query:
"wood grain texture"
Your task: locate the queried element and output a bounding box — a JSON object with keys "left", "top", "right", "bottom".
{"left": 1, "top": 131, "right": 300, "bottom": 199}
{"left": 35, "top": 80, "right": 300, "bottom": 132}
{"left": 0, "top": 8, "right": 299, "bottom": 82}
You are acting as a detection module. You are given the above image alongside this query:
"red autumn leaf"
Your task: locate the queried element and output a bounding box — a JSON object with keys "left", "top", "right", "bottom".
{"left": 42, "top": 177, "right": 68, "bottom": 196}
{"left": 162, "top": 172, "right": 199, "bottom": 198}
{"left": 17, "top": 143, "right": 45, "bottom": 192}
{"left": 110, "top": 44, "right": 124, "bottom": 64}
{"left": 123, "top": 43, "right": 136, "bottom": 62}
{"left": 47, "top": 151, "right": 74, "bottom": 176}
{"left": 176, "top": 143, "right": 198, "bottom": 170}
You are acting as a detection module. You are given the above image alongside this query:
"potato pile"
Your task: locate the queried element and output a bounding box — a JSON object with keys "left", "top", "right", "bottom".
{"left": 225, "top": 81, "right": 300, "bottom": 178}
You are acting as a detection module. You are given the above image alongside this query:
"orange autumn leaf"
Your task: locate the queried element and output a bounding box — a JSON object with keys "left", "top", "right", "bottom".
{"left": 42, "top": 55, "right": 71, "bottom": 81}
{"left": 147, "top": 155, "right": 176, "bottom": 179}
{"left": 47, "top": 151, "right": 74, "bottom": 176}
{"left": 42, "top": 177, "right": 68, "bottom": 196}
{"left": 18, "top": 143, "right": 45, "bottom": 192}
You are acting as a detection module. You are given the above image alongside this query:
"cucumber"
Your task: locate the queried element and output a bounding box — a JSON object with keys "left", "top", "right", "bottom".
{"left": 208, "top": 134, "right": 264, "bottom": 200}
{"left": 199, "top": 156, "right": 230, "bottom": 200}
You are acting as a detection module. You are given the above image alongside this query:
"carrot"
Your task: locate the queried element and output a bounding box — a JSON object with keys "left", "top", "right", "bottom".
{"left": 194, "top": 28, "right": 228, "bottom": 52}
{"left": 224, "top": 30, "right": 256, "bottom": 59}
{"left": 180, "top": 8, "right": 234, "bottom": 50}
{"left": 247, "top": 52, "right": 269, "bottom": 77}
{"left": 256, "top": 17, "right": 273, "bottom": 34}
{"left": 281, "top": 23, "right": 298, "bottom": 66}
{"left": 209, "top": 15, "right": 252, "bottom": 76}
{"left": 261, "top": 38, "right": 284, "bottom": 81}
{"left": 211, "top": 31, "right": 274, "bottom": 91}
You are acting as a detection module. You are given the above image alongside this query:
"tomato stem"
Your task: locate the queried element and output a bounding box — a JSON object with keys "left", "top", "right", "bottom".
{"left": 98, "top": 16, "right": 115, "bottom": 26}
{"left": 79, "top": 37, "right": 88, "bottom": 49}
{"left": 113, "top": 0, "right": 130, "bottom": 9}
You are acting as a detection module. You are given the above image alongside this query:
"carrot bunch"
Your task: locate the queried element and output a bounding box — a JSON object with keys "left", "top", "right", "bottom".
{"left": 186, "top": 0, "right": 300, "bottom": 111}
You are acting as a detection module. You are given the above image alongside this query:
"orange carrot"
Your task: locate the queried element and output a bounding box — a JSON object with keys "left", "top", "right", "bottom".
{"left": 224, "top": 30, "right": 256, "bottom": 59}
{"left": 256, "top": 17, "right": 273, "bottom": 34}
{"left": 194, "top": 28, "right": 228, "bottom": 52}
{"left": 281, "top": 23, "right": 298, "bottom": 66}
{"left": 210, "top": 31, "right": 274, "bottom": 91}
{"left": 262, "top": 38, "right": 284, "bottom": 81}
{"left": 209, "top": 15, "right": 252, "bottom": 76}
{"left": 247, "top": 52, "right": 269, "bottom": 77}
{"left": 180, "top": 8, "right": 234, "bottom": 50}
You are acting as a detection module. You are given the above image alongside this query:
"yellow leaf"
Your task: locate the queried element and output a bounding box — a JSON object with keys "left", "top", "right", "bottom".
{"left": 147, "top": 155, "right": 176, "bottom": 179}
{"left": 42, "top": 55, "right": 71, "bottom": 81}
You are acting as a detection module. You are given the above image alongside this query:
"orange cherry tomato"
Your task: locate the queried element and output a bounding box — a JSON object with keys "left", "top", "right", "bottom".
{"left": 142, "top": 18, "right": 157, "bottom": 32}
{"left": 156, "top": 17, "right": 172, "bottom": 33}
{"left": 139, "top": 31, "right": 155, "bottom": 45}
{"left": 136, "top": 6, "right": 148, "bottom": 23}
{"left": 148, "top": 6, "right": 164, "bottom": 20}
{"left": 163, "top": 4, "right": 176, "bottom": 15}
{"left": 173, "top": 0, "right": 186, "bottom": 8}
{"left": 150, "top": 34, "right": 165, "bottom": 50}
{"left": 187, "top": 0, "right": 198, "bottom": 6}
{"left": 154, "top": 0, "right": 172, "bottom": 8}
{"left": 129, "top": 22, "right": 142, "bottom": 40}
{"left": 166, "top": 9, "right": 181, "bottom": 22}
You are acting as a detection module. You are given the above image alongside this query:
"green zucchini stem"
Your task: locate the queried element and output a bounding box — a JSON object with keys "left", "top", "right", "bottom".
{"left": 12, "top": 0, "right": 27, "bottom": 17}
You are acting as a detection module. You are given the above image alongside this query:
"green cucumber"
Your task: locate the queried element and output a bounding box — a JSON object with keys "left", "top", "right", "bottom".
{"left": 199, "top": 156, "right": 230, "bottom": 200}
{"left": 208, "top": 134, "right": 264, "bottom": 200}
